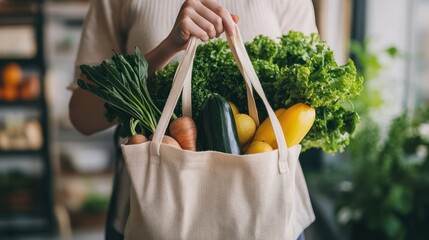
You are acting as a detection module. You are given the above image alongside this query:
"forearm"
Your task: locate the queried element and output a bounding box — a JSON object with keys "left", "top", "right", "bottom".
{"left": 69, "top": 87, "right": 115, "bottom": 135}
{"left": 146, "top": 38, "right": 182, "bottom": 78}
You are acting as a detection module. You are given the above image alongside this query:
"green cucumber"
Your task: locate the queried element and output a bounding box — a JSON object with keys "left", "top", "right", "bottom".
{"left": 196, "top": 93, "right": 241, "bottom": 154}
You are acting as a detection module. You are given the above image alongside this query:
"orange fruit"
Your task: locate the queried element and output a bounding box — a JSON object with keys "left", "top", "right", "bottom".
{"left": 20, "top": 75, "right": 40, "bottom": 101}
{"left": 245, "top": 141, "right": 273, "bottom": 154}
{"left": 2, "top": 86, "right": 18, "bottom": 102}
{"left": 2, "top": 63, "right": 23, "bottom": 87}
{"left": 234, "top": 113, "right": 256, "bottom": 146}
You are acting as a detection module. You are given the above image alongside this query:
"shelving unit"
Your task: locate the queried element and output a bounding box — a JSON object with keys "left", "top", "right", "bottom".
{"left": 0, "top": 0, "right": 56, "bottom": 237}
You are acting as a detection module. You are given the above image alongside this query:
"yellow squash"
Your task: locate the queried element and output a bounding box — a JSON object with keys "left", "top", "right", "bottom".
{"left": 252, "top": 103, "right": 315, "bottom": 148}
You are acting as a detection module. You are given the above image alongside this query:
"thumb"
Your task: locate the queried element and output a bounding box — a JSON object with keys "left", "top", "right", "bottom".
{"left": 231, "top": 14, "right": 240, "bottom": 24}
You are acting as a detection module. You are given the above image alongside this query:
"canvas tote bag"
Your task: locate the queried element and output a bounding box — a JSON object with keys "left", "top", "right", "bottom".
{"left": 121, "top": 25, "right": 315, "bottom": 240}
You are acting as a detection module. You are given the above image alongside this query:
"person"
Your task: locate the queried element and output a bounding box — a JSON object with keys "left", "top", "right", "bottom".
{"left": 68, "top": 0, "right": 318, "bottom": 239}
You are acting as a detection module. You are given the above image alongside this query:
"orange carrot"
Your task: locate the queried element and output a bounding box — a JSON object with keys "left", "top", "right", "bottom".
{"left": 127, "top": 134, "right": 148, "bottom": 145}
{"left": 168, "top": 116, "right": 197, "bottom": 151}
{"left": 148, "top": 135, "right": 182, "bottom": 149}
{"left": 160, "top": 135, "right": 182, "bottom": 149}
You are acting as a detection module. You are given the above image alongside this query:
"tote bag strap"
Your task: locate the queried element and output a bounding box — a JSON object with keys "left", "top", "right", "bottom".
{"left": 227, "top": 25, "right": 289, "bottom": 173}
{"left": 180, "top": 44, "right": 259, "bottom": 126}
{"left": 150, "top": 37, "right": 198, "bottom": 156}
{"left": 151, "top": 25, "right": 290, "bottom": 173}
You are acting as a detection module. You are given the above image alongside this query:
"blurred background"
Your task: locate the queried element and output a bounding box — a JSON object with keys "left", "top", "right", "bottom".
{"left": 0, "top": 0, "right": 428, "bottom": 239}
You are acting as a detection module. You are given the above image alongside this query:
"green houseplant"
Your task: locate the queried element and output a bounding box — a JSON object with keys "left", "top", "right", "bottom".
{"left": 335, "top": 111, "right": 429, "bottom": 240}
{"left": 309, "top": 40, "right": 429, "bottom": 239}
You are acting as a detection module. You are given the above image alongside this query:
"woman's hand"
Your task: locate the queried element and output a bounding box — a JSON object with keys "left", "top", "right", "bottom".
{"left": 144, "top": 0, "right": 239, "bottom": 79}
{"left": 147, "top": 0, "right": 240, "bottom": 78}
{"left": 166, "top": 0, "right": 240, "bottom": 51}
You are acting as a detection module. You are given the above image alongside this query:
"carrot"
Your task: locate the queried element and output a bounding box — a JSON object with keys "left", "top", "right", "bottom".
{"left": 148, "top": 135, "right": 181, "bottom": 149}
{"left": 168, "top": 116, "right": 197, "bottom": 151}
{"left": 160, "top": 135, "right": 182, "bottom": 149}
{"left": 127, "top": 134, "right": 148, "bottom": 145}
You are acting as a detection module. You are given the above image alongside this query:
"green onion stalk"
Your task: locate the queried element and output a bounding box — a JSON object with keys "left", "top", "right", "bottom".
{"left": 77, "top": 48, "right": 177, "bottom": 137}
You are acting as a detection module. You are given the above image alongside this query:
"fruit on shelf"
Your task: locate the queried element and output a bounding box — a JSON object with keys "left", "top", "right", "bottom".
{"left": 1, "top": 86, "right": 19, "bottom": 102}
{"left": 0, "top": 62, "right": 41, "bottom": 102}
{"left": 2, "top": 63, "right": 22, "bottom": 87}
{"left": 0, "top": 114, "right": 43, "bottom": 150}
{"left": 20, "top": 74, "right": 40, "bottom": 101}
{"left": 25, "top": 119, "right": 43, "bottom": 149}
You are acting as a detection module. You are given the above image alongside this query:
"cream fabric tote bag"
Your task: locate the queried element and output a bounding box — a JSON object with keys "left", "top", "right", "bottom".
{"left": 121, "top": 26, "right": 315, "bottom": 240}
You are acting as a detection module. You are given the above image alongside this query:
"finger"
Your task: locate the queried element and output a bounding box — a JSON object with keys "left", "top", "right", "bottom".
{"left": 192, "top": 2, "right": 224, "bottom": 38}
{"left": 184, "top": 6, "right": 218, "bottom": 39}
{"left": 179, "top": 16, "right": 210, "bottom": 42}
{"left": 201, "top": 0, "right": 236, "bottom": 36}
{"left": 231, "top": 14, "right": 240, "bottom": 24}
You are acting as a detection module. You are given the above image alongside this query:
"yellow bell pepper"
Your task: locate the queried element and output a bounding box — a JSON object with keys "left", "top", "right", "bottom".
{"left": 252, "top": 103, "right": 315, "bottom": 148}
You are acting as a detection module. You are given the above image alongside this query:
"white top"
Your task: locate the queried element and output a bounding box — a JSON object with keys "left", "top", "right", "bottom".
{"left": 70, "top": 0, "right": 318, "bottom": 89}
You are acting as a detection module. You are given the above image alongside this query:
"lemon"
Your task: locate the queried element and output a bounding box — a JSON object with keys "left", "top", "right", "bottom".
{"left": 234, "top": 113, "right": 256, "bottom": 146}
{"left": 245, "top": 141, "right": 273, "bottom": 154}
{"left": 229, "top": 101, "right": 240, "bottom": 115}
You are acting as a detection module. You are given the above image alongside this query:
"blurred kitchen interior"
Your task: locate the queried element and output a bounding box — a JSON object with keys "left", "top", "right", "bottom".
{"left": 0, "top": 0, "right": 428, "bottom": 239}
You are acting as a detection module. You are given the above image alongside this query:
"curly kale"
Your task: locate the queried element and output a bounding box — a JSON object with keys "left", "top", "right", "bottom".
{"left": 150, "top": 32, "right": 364, "bottom": 153}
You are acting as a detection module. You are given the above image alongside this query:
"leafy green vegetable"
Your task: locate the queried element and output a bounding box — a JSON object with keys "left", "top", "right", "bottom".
{"left": 78, "top": 48, "right": 168, "bottom": 138}
{"left": 150, "top": 32, "right": 364, "bottom": 153}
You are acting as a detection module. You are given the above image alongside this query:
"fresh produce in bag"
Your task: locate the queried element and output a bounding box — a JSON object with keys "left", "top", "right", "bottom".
{"left": 196, "top": 93, "right": 241, "bottom": 154}
{"left": 77, "top": 48, "right": 197, "bottom": 150}
{"left": 252, "top": 103, "right": 316, "bottom": 149}
{"left": 151, "top": 32, "right": 364, "bottom": 153}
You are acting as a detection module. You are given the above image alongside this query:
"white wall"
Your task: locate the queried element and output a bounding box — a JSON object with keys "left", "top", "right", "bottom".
{"left": 365, "top": 0, "right": 410, "bottom": 128}
{"left": 408, "top": 1, "right": 429, "bottom": 110}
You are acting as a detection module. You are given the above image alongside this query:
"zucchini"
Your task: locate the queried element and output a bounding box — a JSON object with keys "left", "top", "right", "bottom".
{"left": 196, "top": 93, "right": 241, "bottom": 154}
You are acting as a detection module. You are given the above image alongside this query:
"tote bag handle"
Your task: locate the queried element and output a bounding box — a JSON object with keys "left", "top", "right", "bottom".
{"left": 151, "top": 25, "right": 290, "bottom": 173}
{"left": 180, "top": 39, "right": 259, "bottom": 126}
